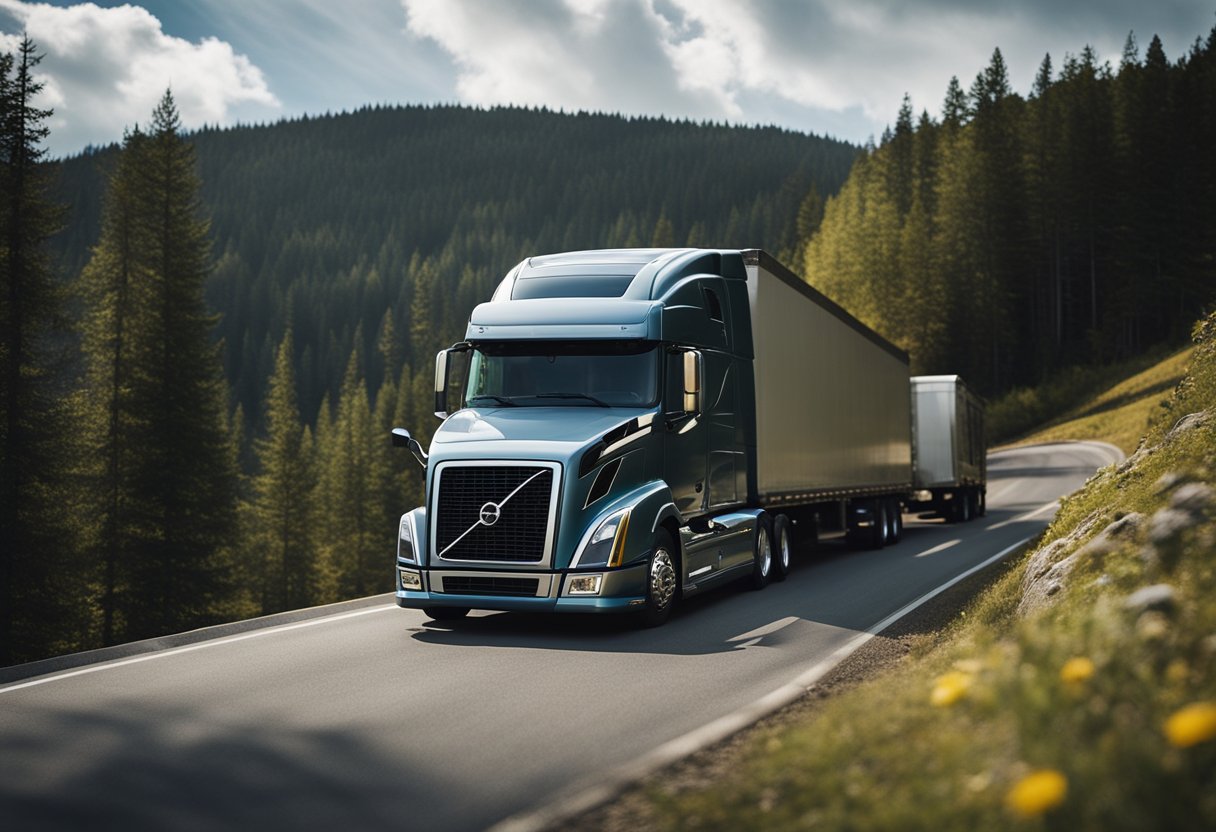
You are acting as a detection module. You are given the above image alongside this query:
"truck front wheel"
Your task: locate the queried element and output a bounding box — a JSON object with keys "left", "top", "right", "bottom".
{"left": 636, "top": 531, "right": 678, "bottom": 628}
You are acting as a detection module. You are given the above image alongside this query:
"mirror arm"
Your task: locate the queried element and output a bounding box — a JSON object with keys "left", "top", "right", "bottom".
{"left": 391, "top": 427, "right": 428, "bottom": 468}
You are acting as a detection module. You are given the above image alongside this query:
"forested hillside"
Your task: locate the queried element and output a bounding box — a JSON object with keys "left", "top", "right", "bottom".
{"left": 2, "top": 96, "right": 856, "bottom": 663}
{"left": 53, "top": 105, "right": 858, "bottom": 432}
{"left": 798, "top": 29, "right": 1216, "bottom": 395}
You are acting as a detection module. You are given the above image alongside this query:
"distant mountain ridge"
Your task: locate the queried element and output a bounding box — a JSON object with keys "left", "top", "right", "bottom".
{"left": 51, "top": 104, "right": 858, "bottom": 430}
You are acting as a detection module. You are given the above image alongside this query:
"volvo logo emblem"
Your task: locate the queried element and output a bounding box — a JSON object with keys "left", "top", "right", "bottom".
{"left": 479, "top": 501, "right": 502, "bottom": 526}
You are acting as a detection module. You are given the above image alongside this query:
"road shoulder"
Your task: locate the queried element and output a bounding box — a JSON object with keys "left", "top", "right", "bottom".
{"left": 549, "top": 552, "right": 1024, "bottom": 831}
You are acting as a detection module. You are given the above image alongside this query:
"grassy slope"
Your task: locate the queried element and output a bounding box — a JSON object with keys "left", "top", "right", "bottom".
{"left": 1015, "top": 347, "right": 1195, "bottom": 455}
{"left": 646, "top": 325, "right": 1216, "bottom": 830}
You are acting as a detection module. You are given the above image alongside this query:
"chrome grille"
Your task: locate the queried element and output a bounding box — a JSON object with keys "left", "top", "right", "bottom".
{"left": 435, "top": 465, "right": 555, "bottom": 562}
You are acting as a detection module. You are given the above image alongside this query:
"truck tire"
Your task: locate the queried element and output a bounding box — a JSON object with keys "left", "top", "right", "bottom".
{"left": 947, "top": 491, "right": 968, "bottom": 524}
{"left": 847, "top": 500, "right": 884, "bottom": 550}
{"left": 772, "top": 514, "right": 793, "bottom": 582}
{"left": 636, "top": 530, "right": 678, "bottom": 628}
{"left": 977, "top": 488, "right": 987, "bottom": 517}
{"left": 871, "top": 500, "right": 889, "bottom": 549}
{"left": 424, "top": 607, "right": 469, "bottom": 621}
{"left": 751, "top": 514, "right": 774, "bottom": 590}
{"left": 888, "top": 498, "right": 903, "bottom": 543}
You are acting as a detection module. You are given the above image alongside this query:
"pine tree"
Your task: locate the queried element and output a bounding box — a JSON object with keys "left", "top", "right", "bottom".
{"left": 0, "top": 37, "right": 82, "bottom": 663}
{"left": 942, "top": 76, "right": 968, "bottom": 128}
{"left": 78, "top": 125, "right": 156, "bottom": 645}
{"left": 247, "top": 329, "right": 317, "bottom": 613}
{"left": 650, "top": 211, "right": 676, "bottom": 247}
{"left": 321, "top": 351, "right": 381, "bottom": 598}
{"left": 79, "top": 91, "right": 240, "bottom": 641}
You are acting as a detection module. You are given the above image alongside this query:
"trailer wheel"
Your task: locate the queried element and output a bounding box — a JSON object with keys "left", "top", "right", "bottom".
{"left": 636, "top": 531, "right": 678, "bottom": 628}
{"left": 847, "top": 500, "right": 885, "bottom": 550}
{"left": 947, "top": 491, "right": 967, "bottom": 523}
{"left": 772, "top": 515, "right": 792, "bottom": 582}
{"left": 977, "top": 489, "right": 987, "bottom": 517}
{"left": 888, "top": 499, "right": 903, "bottom": 543}
{"left": 872, "top": 500, "right": 889, "bottom": 549}
{"left": 751, "top": 514, "right": 774, "bottom": 590}
{"left": 424, "top": 607, "right": 469, "bottom": 621}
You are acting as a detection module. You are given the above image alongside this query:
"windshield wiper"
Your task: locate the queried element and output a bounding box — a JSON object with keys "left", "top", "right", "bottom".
{"left": 467, "top": 394, "right": 519, "bottom": 407}
{"left": 535, "top": 392, "right": 611, "bottom": 407}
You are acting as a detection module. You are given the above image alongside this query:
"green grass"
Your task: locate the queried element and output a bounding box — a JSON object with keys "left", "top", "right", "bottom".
{"left": 645, "top": 320, "right": 1216, "bottom": 830}
{"left": 1014, "top": 347, "right": 1195, "bottom": 455}
{"left": 987, "top": 347, "right": 1186, "bottom": 449}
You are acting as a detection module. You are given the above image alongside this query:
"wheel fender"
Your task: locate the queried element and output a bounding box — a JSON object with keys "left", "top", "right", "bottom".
{"left": 568, "top": 481, "right": 678, "bottom": 570}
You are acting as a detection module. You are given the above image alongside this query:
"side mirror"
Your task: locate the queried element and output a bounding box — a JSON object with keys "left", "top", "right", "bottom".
{"left": 434, "top": 344, "right": 471, "bottom": 420}
{"left": 434, "top": 350, "right": 450, "bottom": 419}
{"left": 683, "top": 350, "right": 703, "bottom": 416}
{"left": 391, "top": 427, "right": 428, "bottom": 468}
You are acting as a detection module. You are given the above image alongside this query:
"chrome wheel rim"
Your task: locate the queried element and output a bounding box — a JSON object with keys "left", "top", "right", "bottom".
{"left": 780, "top": 528, "right": 790, "bottom": 569}
{"left": 758, "top": 526, "right": 771, "bottom": 576}
{"left": 650, "top": 548, "right": 676, "bottom": 610}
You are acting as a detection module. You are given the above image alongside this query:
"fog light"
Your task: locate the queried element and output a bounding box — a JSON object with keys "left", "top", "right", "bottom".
{"left": 399, "top": 569, "right": 423, "bottom": 591}
{"left": 567, "top": 574, "right": 603, "bottom": 595}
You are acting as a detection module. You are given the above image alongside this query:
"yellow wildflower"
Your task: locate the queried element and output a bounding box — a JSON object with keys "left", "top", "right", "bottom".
{"left": 1059, "top": 657, "right": 1095, "bottom": 684}
{"left": 1164, "top": 702, "right": 1216, "bottom": 748}
{"left": 930, "top": 670, "right": 972, "bottom": 707}
{"left": 1005, "top": 769, "right": 1068, "bottom": 817}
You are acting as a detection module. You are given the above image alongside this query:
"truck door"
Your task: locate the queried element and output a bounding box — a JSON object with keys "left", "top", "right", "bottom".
{"left": 663, "top": 349, "right": 706, "bottom": 518}
{"left": 705, "top": 350, "right": 739, "bottom": 509}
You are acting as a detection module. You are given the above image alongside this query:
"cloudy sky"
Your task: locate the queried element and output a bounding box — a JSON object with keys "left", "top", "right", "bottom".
{"left": 1, "top": 0, "right": 1212, "bottom": 157}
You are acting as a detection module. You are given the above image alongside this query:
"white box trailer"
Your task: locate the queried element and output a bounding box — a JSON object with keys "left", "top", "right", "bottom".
{"left": 908, "top": 374, "right": 987, "bottom": 521}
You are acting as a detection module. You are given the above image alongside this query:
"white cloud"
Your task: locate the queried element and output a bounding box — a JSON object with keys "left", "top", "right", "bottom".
{"left": 401, "top": 0, "right": 728, "bottom": 120}
{"left": 400, "top": 0, "right": 1213, "bottom": 141}
{"left": 0, "top": 1, "right": 279, "bottom": 156}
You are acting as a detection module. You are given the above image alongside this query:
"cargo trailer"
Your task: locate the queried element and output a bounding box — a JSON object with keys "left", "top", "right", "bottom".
{"left": 908, "top": 375, "right": 987, "bottom": 521}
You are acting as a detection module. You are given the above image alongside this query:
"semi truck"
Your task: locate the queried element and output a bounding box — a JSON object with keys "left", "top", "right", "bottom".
{"left": 391, "top": 248, "right": 985, "bottom": 626}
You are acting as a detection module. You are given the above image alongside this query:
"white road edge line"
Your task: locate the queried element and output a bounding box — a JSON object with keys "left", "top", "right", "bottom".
{"left": 488, "top": 533, "right": 1037, "bottom": 832}
{"left": 988, "top": 500, "right": 1059, "bottom": 531}
{"left": 914, "top": 539, "right": 961, "bottom": 559}
{"left": 0, "top": 604, "right": 396, "bottom": 694}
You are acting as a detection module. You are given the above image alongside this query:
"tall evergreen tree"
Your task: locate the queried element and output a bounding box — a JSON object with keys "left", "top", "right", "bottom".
{"left": 129, "top": 91, "right": 239, "bottom": 638}
{"left": 247, "top": 329, "right": 318, "bottom": 613}
{"left": 319, "top": 351, "right": 381, "bottom": 598}
{"left": 77, "top": 125, "right": 155, "bottom": 645}
{"left": 0, "top": 37, "right": 81, "bottom": 663}
{"left": 78, "top": 90, "right": 240, "bottom": 642}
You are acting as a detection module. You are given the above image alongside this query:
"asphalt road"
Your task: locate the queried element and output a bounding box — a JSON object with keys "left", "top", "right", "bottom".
{"left": 0, "top": 441, "right": 1121, "bottom": 831}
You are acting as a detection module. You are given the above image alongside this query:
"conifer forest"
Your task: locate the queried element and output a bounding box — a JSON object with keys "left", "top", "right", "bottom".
{"left": 3, "top": 23, "right": 1215, "bottom": 663}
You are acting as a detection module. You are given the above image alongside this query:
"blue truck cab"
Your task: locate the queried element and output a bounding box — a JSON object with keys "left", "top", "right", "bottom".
{"left": 392, "top": 248, "right": 769, "bottom": 626}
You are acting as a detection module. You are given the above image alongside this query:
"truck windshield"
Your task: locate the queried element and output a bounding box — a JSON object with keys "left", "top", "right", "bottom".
{"left": 465, "top": 341, "right": 659, "bottom": 408}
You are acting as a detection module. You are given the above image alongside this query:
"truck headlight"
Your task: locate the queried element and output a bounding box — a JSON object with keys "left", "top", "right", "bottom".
{"left": 398, "top": 513, "right": 416, "bottom": 562}
{"left": 566, "top": 574, "right": 603, "bottom": 595}
{"left": 575, "top": 508, "right": 631, "bottom": 568}
{"left": 399, "top": 568, "right": 422, "bottom": 591}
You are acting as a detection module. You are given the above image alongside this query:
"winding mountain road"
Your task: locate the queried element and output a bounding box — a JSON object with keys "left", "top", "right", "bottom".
{"left": 0, "top": 441, "right": 1121, "bottom": 831}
